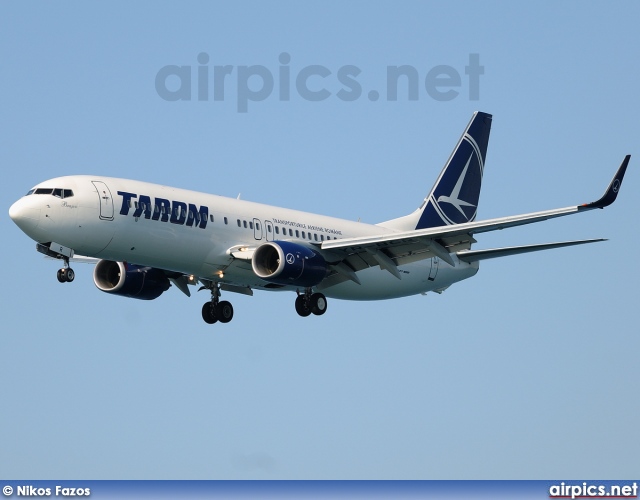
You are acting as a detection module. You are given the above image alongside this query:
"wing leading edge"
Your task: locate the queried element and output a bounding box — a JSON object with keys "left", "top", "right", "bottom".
{"left": 319, "top": 156, "right": 630, "bottom": 280}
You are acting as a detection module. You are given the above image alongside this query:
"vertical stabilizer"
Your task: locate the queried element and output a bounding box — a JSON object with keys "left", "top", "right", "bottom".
{"left": 379, "top": 112, "right": 492, "bottom": 231}
{"left": 415, "top": 111, "right": 492, "bottom": 229}
{"left": 380, "top": 111, "right": 491, "bottom": 230}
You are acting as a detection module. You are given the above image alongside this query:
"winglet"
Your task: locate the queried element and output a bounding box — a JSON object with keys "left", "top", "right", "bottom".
{"left": 581, "top": 155, "right": 630, "bottom": 210}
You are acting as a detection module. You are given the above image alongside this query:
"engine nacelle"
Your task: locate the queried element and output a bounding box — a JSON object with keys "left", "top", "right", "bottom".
{"left": 93, "top": 260, "right": 170, "bottom": 300}
{"left": 252, "top": 241, "right": 329, "bottom": 287}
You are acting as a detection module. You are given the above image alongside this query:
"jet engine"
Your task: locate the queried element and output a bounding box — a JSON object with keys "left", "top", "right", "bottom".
{"left": 252, "top": 241, "right": 329, "bottom": 287}
{"left": 93, "top": 260, "right": 170, "bottom": 300}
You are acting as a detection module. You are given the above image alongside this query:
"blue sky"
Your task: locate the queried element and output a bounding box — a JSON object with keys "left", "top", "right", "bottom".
{"left": 1, "top": 1, "right": 638, "bottom": 479}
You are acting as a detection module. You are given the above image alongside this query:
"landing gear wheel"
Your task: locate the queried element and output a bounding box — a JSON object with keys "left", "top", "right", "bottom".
{"left": 199, "top": 283, "right": 234, "bottom": 325}
{"left": 215, "top": 301, "right": 234, "bottom": 323}
{"left": 295, "top": 295, "right": 312, "bottom": 317}
{"left": 57, "top": 267, "right": 75, "bottom": 283}
{"left": 310, "top": 293, "right": 327, "bottom": 316}
{"left": 202, "top": 302, "right": 218, "bottom": 324}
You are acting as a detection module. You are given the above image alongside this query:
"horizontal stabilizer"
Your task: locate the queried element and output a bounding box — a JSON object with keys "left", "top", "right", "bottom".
{"left": 456, "top": 239, "right": 606, "bottom": 262}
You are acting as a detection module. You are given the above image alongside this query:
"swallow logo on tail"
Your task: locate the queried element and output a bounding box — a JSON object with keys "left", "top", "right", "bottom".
{"left": 415, "top": 112, "right": 491, "bottom": 229}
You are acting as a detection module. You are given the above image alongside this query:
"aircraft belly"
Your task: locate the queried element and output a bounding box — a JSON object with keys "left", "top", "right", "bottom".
{"left": 220, "top": 262, "right": 276, "bottom": 289}
{"left": 323, "top": 260, "right": 478, "bottom": 301}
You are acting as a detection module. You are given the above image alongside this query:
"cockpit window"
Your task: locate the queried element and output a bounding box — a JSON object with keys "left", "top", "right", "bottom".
{"left": 32, "top": 187, "right": 74, "bottom": 198}
{"left": 26, "top": 189, "right": 36, "bottom": 196}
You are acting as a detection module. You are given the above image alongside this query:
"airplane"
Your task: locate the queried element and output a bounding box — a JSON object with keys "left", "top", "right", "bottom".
{"left": 8, "top": 112, "right": 630, "bottom": 325}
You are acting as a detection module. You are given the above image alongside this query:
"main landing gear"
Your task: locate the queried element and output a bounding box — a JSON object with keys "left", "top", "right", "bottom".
{"left": 199, "top": 284, "right": 328, "bottom": 324}
{"left": 295, "top": 289, "right": 327, "bottom": 317}
{"left": 56, "top": 258, "right": 75, "bottom": 283}
{"left": 201, "top": 283, "right": 234, "bottom": 325}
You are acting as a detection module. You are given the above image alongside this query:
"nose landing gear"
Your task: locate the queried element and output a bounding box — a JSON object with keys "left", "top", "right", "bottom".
{"left": 36, "top": 243, "right": 76, "bottom": 284}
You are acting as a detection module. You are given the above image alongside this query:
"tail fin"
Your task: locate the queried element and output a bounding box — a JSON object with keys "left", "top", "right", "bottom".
{"left": 415, "top": 111, "right": 492, "bottom": 229}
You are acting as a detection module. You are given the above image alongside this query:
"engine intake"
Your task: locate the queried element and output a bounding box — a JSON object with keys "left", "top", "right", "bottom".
{"left": 252, "top": 241, "right": 329, "bottom": 287}
{"left": 93, "top": 260, "right": 170, "bottom": 300}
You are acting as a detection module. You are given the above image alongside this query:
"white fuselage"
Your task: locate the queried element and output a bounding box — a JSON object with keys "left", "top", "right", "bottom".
{"left": 9, "top": 175, "right": 479, "bottom": 300}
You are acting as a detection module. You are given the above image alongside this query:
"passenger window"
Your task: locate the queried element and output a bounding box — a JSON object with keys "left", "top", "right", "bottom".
{"left": 295, "top": 230, "right": 299, "bottom": 238}
{"left": 314, "top": 234, "right": 318, "bottom": 241}
{"left": 289, "top": 229, "right": 293, "bottom": 236}
{"left": 275, "top": 227, "right": 279, "bottom": 234}
{"left": 243, "top": 220, "right": 247, "bottom": 229}
{"left": 249, "top": 221, "right": 253, "bottom": 230}
{"left": 210, "top": 215, "right": 214, "bottom": 222}
{"left": 256, "top": 223, "right": 260, "bottom": 231}
{"left": 237, "top": 219, "right": 241, "bottom": 227}
{"left": 224, "top": 217, "right": 228, "bottom": 225}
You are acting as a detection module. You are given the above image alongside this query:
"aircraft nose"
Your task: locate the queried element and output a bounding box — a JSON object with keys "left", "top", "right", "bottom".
{"left": 9, "top": 199, "right": 40, "bottom": 234}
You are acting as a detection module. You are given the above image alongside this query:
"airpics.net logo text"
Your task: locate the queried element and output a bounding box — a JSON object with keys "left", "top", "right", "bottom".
{"left": 549, "top": 482, "right": 638, "bottom": 499}
{"left": 155, "top": 52, "right": 483, "bottom": 112}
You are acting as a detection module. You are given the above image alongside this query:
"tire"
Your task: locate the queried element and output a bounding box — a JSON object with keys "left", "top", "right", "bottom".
{"left": 202, "top": 302, "right": 218, "bottom": 324}
{"left": 310, "top": 293, "right": 327, "bottom": 316}
{"left": 215, "top": 301, "right": 234, "bottom": 323}
{"left": 66, "top": 268, "right": 75, "bottom": 282}
{"left": 295, "top": 295, "right": 311, "bottom": 317}
{"left": 57, "top": 269, "right": 66, "bottom": 283}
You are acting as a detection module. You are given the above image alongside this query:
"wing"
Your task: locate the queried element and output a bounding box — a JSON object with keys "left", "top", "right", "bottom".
{"left": 318, "top": 156, "right": 629, "bottom": 284}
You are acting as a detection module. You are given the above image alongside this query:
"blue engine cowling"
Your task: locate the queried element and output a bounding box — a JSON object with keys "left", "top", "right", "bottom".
{"left": 93, "top": 260, "right": 171, "bottom": 300}
{"left": 252, "top": 241, "right": 329, "bottom": 287}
